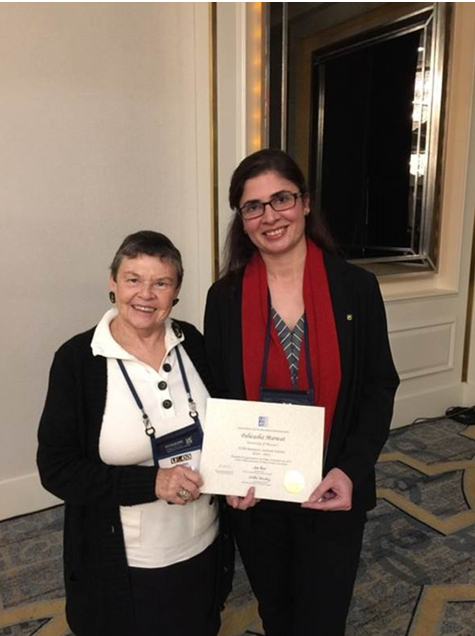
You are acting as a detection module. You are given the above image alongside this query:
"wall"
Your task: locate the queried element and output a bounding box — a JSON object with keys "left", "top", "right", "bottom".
{"left": 0, "top": 3, "right": 213, "bottom": 520}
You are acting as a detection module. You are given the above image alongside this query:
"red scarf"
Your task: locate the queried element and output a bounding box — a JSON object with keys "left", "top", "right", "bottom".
{"left": 242, "top": 240, "right": 341, "bottom": 442}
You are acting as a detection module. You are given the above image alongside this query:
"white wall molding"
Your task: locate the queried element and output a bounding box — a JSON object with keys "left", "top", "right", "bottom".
{"left": 192, "top": 2, "right": 213, "bottom": 324}
{"left": 392, "top": 382, "right": 464, "bottom": 429}
{"left": 390, "top": 320, "right": 455, "bottom": 380}
{"left": 216, "top": 3, "right": 248, "bottom": 266}
{"left": 383, "top": 288, "right": 459, "bottom": 304}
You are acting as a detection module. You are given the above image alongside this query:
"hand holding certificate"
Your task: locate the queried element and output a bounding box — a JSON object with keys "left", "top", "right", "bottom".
{"left": 200, "top": 398, "right": 325, "bottom": 503}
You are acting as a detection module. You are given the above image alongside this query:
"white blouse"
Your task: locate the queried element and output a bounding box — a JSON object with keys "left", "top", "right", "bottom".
{"left": 92, "top": 309, "right": 218, "bottom": 568}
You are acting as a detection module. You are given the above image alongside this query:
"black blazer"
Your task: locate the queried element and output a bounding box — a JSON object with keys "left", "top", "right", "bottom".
{"left": 204, "top": 251, "right": 400, "bottom": 518}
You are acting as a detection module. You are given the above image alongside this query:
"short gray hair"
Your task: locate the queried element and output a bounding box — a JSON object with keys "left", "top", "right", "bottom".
{"left": 110, "top": 231, "right": 184, "bottom": 287}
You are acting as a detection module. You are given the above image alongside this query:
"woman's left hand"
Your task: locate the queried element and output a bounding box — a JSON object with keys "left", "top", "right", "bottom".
{"left": 226, "top": 487, "right": 260, "bottom": 511}
{"left": 301, "top": 467, "right": 353, "bottom": 511}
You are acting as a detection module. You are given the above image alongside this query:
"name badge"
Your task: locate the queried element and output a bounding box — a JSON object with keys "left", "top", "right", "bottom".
{"left": 260, "top": 387, "right": 314, "bottom": 406}
{"left": 153, "top": 421, "right": 203, "bottom": 471}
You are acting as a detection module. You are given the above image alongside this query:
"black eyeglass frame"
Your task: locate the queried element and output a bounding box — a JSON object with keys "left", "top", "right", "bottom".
{"left": 237, "top": 191, "right": 305, "bottom": 220}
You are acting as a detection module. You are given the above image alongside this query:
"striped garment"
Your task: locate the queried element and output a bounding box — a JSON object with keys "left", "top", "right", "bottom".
{"left": 271, "top": 308, "right": 306, "bottom": 388}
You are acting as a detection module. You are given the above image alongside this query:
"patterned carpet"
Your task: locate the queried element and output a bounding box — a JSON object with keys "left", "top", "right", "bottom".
{"left": 1, "top": 419, "right": 474, "bottom": 636}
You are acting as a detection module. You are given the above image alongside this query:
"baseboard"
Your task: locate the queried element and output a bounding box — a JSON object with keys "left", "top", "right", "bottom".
{"left": 392, "top": 383, "right": 464, "bottom": 429}
{"left": 0, "top": 472, "right": 62, "bottom": 521}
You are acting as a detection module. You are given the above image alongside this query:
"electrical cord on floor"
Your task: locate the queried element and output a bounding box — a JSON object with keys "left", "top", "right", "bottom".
{"left": 445, "top": 405, "right": 475, "bottom": 424}
{"left": 412, "top": 405, "right": 475, "bottom": 425}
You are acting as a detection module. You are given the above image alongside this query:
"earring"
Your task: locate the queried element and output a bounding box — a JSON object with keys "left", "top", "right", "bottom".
{"left": 172, "top": 298, "right": 179, "bottom": 307}
{"left": 109, "top": 291, "right": 116, "bottom": 304}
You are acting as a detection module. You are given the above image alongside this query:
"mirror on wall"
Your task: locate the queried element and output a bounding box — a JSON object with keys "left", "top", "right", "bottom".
{"left": 265, "top": 3, "right": 451, "bottom": 274}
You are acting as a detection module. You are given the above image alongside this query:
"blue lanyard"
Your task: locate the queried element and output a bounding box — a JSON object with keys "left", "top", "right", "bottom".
{"left": 116, "top": 345, "right": 202, "bottom": 442}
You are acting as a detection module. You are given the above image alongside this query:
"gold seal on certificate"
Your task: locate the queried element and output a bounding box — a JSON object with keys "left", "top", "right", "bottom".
{"left": 284, "top": 470, "right": 305, "bottom": 494}
{"left": 200, "top": 398, "right": 325, "bottom": 503}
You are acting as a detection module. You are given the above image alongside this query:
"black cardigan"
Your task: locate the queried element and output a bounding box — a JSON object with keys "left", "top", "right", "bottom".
{"left": 204, "top": 251, "right": 400, "bottom": 525}
{"left": 37, "top": 320, "right": 232, "bottom": 636}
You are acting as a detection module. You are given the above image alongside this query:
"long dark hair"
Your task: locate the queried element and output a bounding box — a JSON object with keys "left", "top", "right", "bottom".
{"left": 221, "top": 149, "right": 337, "bottom": 276}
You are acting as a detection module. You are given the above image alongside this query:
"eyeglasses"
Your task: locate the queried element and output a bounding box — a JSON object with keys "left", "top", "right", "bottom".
{"left": 238, "top": 191, "right": 304, "bottom": 221}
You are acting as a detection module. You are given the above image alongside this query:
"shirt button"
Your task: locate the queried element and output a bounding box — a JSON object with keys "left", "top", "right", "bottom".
{"left": 158, "top": 381, "right": 167, "bottom": 390}
{"left": 162, "top": 399, "right": 173, "bottom": 409}
{"left": 163, "top": 363, "right": 172, "bottom": 372}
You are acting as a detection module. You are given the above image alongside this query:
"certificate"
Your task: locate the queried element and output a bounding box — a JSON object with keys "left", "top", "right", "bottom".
{"left": 200, "top": 398, "right": 324, "bottom": 503}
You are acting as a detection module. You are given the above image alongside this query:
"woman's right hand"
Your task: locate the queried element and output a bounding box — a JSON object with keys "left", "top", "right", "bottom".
{"left": 155, "top": 466, "right": 203, "bottom": 505}
{"left": 226, "top": 487, "right": 260, "bottom": 510}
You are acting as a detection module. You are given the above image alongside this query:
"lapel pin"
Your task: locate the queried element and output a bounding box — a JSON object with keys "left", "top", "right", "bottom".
{"left": 346, "top": 313, "right": 353, "bottom": 321}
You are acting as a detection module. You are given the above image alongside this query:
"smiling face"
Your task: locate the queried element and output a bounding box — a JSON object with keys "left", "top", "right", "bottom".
{"left": 109, "top": 254, "right": 179, "bottom": 337}
{"left": 240, "top": 171, "right": 309, "bottom": 259}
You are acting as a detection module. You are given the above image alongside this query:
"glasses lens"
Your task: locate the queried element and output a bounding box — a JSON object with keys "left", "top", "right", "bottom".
{"left": 271, "top": 192, "right": 297, "bottom": 211}
{"left": 240, "top": 202, "right": 264, "bottom": 219}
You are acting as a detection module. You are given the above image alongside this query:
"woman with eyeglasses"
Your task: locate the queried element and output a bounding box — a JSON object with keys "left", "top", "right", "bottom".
{"left": 204, "top": 149, "right": 399, "bottom": 635}
{"left": 38, "top": 231, "right": 232, "bottom": 636}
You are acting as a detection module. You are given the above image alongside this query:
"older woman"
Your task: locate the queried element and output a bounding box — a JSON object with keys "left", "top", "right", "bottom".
{"left": 38, "top": 231, "right": 232, "bottom": 636}
{"left": 204, "top": 150, "right": 399, "bottom": 636}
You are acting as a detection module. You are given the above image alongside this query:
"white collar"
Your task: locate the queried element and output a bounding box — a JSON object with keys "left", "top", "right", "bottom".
{"left": 91, "top": 309, "right": 184, "bottom": 360}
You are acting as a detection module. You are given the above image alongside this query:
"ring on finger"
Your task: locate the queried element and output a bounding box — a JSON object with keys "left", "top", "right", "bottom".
{"left": 177, "top": 488, "right": 191, "bottom": 502}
